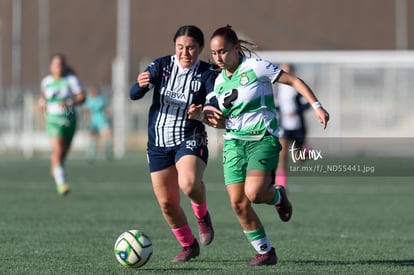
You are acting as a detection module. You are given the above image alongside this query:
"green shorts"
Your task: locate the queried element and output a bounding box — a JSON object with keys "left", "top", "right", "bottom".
{"left": 46, "top": 113, "right": 77, "bottom": 143}
{"left": 222, "top": 135, "right": 282, "bottom": 185}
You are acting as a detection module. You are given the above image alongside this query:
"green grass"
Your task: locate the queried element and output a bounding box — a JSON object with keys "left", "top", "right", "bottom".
{"left": 0, "top": 152, "right": 413, "bottom": 274}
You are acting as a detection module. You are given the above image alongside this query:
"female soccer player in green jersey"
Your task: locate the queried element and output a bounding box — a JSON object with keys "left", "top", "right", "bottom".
{"left": 190, "top": 25, "right": 329, "bottom": 266}
{"left": 39, "top": 54, "right": 86, "bottom": 195}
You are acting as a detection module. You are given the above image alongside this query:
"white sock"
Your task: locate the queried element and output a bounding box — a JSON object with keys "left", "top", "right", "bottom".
{"left": 53, "top": 165, "right": 66, "bottom": 185}
{"left": 251, "top": 237, "right": 272, "bottom": 254}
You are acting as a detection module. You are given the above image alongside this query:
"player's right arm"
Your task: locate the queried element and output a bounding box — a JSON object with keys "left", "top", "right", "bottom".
{"left": 39, "top": 78, "right": 48, "bottom": 113}
{"left": 130, "top": 71, "right": 152, "bottom": 100}
{"left": 130, "top": 59, "right": 160, "bottom": 100}
{"left": 188, "top": 104, "right": 225, "bottom": 129}
{"left": 38, "top": 90, "right": 47, "bottom": 113}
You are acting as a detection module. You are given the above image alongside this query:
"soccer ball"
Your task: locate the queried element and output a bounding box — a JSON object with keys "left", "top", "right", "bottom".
{"left": 114, "top": 229, "right": 153, "bottom": 268}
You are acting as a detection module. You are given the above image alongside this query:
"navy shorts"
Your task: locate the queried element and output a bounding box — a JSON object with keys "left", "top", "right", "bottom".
{"left": 147, "top": 132, "right": 209, "bottom": 172}
{"left": 279, "top": 128, "right": 306, "bottom": 146}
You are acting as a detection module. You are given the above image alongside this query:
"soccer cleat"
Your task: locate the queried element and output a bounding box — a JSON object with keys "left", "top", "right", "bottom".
{"left": 275, "top": 185, "right": 292, "bottom": 222}
{"left": 57, "top": 183, "right": 70, "bottom": 196}
{"left": 245, "top": 247, "right": 278, "bottom": 266}
{"left": 172, "top": 239, "right": 200, "bottom": 262}
{"left": 196, "top": 211, "right": 214, "bottom": 245}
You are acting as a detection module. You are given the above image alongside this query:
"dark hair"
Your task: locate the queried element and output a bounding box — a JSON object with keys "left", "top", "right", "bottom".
{"left": 210, "top": 25, "right": 258, "bottom": 57}
{"left": 173, "top": 25, "right": 205, "bottom": 48}
{"left": 51, "top": 53, "right": 76, "bottom": 76}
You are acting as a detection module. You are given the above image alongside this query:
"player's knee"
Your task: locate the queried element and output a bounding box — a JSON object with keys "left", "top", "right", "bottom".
{"left": 179, "top": 178, "right": 203, "bottom": 197}
{"left": 179, "top": 181, "right": 192, "bottom": 196}
{"left": 231, "top": 200, "right": 248, "bottom": 217}
{"left": 245, "top": 188, "right": 261, "bottom": 203}
{"left": 231, "top": 203, "right": 243, "bottom": 216}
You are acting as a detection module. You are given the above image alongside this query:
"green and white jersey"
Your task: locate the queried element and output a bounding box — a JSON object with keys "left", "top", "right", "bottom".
{"left": 214, "top": 57, "right": 282, "bottom": 140}
{"left": 41, "top": 74, "right": 83, "bottom": 116}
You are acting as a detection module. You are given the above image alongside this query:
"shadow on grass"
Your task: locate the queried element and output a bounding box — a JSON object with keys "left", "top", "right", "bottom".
{"left": 137, "top": 259, "right": 246, "bottom": 272}
{"left": 291, "top": 259, "right": 414, "bottom": 266}
{"left": 136, "top": 267, "right": 224, "bottom": 272}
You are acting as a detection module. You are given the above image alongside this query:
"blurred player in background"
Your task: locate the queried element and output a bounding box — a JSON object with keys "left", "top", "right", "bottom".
{"left": 83, "top": 84, "right": 113, "bottom": 161}
{"left": 130, "top": 25, "right": 217, "bottom": 262}
{"left": 38, "top": 53, "right": 86, "bottom": 196}
{"left": 190, "top": 25, "right": 329, "bottom": 266}
{"left": 274, "top": 63, "right": 310, "bottom": 188}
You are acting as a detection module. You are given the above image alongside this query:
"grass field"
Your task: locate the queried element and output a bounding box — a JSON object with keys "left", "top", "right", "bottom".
{"left": 1, "top": 152, "right": 413, "bottom": 274}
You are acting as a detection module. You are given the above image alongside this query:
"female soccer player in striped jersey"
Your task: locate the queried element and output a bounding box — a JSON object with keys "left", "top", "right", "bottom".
{"left": 274, "top": 63, "right": 311, "bottom": 188}
{"left": 190, "top": 25, "right": 329, "bottom": 266}
{"left": 130, "top": 25, "right": 217, "bottom": 262}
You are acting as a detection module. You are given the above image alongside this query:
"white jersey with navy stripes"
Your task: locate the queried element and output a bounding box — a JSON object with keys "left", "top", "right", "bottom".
{"left": 130, "top": 55, "right": 218, "bottom": 148}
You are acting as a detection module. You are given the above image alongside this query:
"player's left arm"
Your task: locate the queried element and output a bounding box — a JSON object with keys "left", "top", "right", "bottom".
{"left": 276, "top": 71, "right": 329, "bottom": 129}
{"left": 67, "top": 75, "right": 86, "bottom": 106}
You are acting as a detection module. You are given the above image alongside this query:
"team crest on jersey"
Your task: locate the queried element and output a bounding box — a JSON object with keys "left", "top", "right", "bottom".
{"left": 190, "top": 79, "right": 201, "bottom": 92}
{"left": 240, "top": 73, "right": 249, "bottom": 86}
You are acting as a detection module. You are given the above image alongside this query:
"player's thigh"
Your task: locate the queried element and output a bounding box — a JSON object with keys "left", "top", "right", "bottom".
{"left": 49, "top": 137, "right": 65, "bottom": 154}
{"left": 176, "top": 155, "right": 206, "bottom": 186}
{"left": 246, "top": 135, "right": 280, "bottom": 172}
{"left": 150, "top": 166, "right": 180, "bottom": 206}
{"left": 245, "top": 136, "right": 280, "bottom": 192}
{"left": 60, "top": 115, "right": 77, "bottom": 144}
{"left": 245, "top": 169, "right": 274, "bottom": 201}
{"left": 47, "top": 125, "right": 75, "bottom": 160}
{"left": 175, "top": 133, "right": 208, "bottom": 187}
{"left": 147, "top": 146, "right": 176, "bottom": 172}
{"left": 100, "top": 126, "right": 112, "bottom": 138}
{"left": 223, "top": 139, "right": 247, "bottom": 185}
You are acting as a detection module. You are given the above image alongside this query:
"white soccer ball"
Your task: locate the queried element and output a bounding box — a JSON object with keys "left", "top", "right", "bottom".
{"left": 114, "top": 229, "right": 153, "bottom": 268}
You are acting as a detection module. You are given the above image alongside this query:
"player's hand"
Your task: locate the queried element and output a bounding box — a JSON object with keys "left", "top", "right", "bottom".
{"left": 188, "top": 104, "right": 203, "bottom": 120}
{"left": 314, "top": 107, "right": 329, "bottom": 129}
{"left": 137, "top": 72, "right": 151, "bottom": 88}
{"left": 38, "top": 98, "right": 46, "bottom": 112}
{"left": 204, "top": 105, "right": 225, "bottom": 129}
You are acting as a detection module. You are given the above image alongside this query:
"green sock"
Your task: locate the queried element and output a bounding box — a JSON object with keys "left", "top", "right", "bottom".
{"left": 244, "top": 228, "right": 266, "bottom": 242}
{"left": 244, "top": 228, "right": 272, "bottom": 254}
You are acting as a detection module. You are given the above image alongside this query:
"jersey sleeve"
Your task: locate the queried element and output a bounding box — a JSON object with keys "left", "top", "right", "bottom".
{"left": 253, "top": 59, "right": 282, "bottom": 84}
{"left": 67, "top": 74, "right": 84, "bottom": 95}
{"left": 203, "top": 67, "right": 219, "bottom": 109}
{"left": 40, "top": 76, "right": 48, "bottom": 92}
{"left": 130, "top": 57, "right": 162, "bottom": 100}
